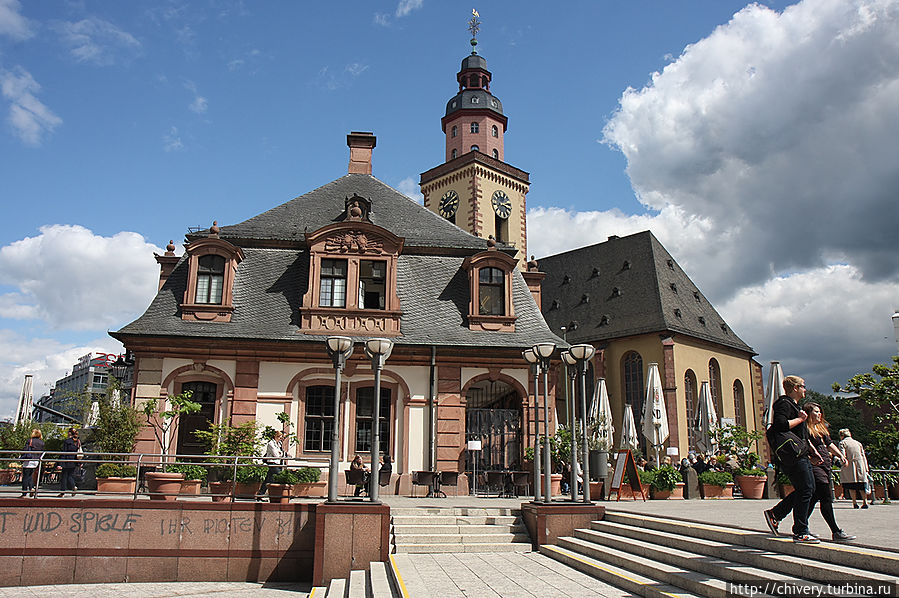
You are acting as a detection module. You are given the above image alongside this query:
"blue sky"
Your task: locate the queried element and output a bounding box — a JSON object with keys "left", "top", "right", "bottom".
{"left": 1, "top": 0, "right": 898, "bottom": 418}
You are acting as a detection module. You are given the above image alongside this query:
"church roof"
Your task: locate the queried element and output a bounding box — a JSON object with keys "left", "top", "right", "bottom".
{"left": 538, "top": 231, "right": 754, "bottom": 354}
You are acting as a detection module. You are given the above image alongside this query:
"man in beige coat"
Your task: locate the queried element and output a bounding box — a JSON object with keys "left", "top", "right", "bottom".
{"left": 838, "top": 429, "right": 869, "bottom": 509}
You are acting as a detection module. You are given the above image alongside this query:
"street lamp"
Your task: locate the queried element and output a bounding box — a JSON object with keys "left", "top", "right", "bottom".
{"left": 532, "top": 341, "right": 556, "bottom": 503}
{"left": 521, "top": 348, "right": 541, "bottom": 503}
{"left": 569, "top": 343, "right": 595, "bottom": 504}
{"left": 325, "top": 336, "right": 354, "bottom": 503}
{"left": 364, "top": 338, "right": 393, "bottom": 502}
{"left": 560, "top": 350, "right": 579, "bottom": 502}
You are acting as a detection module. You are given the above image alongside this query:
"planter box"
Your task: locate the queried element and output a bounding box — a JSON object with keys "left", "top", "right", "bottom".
{"left": 292, "top": 481, "right": 327, "bottom": 497}
{"left": 209, "top": 480, "right": 232, "bottom": 502}
{"left": 651, "top": 482, "right": 684, "bottom": 500}
{"left": 735, "top": 475, "right": 766, "bottom": 499}
{"left": 96, "top": 477, "right": 136, "bottom": 495}
{"left": 235, "top": 481, "right": 262, "bottom": 499}
{"left": 702, "top": 482, "right": 734, "bottom": 499}
{"left": 180, "top": 479, "right": 202, "bottom": 495}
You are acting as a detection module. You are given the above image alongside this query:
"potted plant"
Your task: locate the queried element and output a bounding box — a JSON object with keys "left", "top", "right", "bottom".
{"left": 234, "top": 463, "right": 268, "bottom": 498}
{"left": 167, "top": 462, "right": 208, "bottom": 495}
{"left": 96, "top": 462, "right": 138, "bottom": 494}
{"left": 194, "top": 419, "right": 261, "bottom": 501}
{"left": 714, "top": 424, "right": 766, "bottom": 499}
{"left": 650, "top": 464, "right": 683, "bottom": 499}
{"left": 698, "top": 469, "right": 734, "bottom": 499}
{"left": 140, "top": 391, "right": 201, "bottom": 500}
{"left": 525, "top": 433, "right": 565, "bottom": 496}
{"left": 291, "top": 466, "right": 325, "bottom": 497}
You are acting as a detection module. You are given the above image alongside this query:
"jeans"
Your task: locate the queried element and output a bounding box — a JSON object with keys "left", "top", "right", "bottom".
{"left": 771, "top": 458, "right": 814, "bottom": 536}
{"left": 808, "top": 480, "right": 840, "bottom": 533}
{"left": 21, "top": 467, "right": 37, "bottom": 492}
{"left": 258, "top": 466, "right": 282, "bottom": 496}
{"left": 60, "top": 468, "right": 78, "bottom": 492}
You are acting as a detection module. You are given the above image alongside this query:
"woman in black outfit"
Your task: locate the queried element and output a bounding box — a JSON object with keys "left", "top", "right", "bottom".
{"left": 804, "top": 402, "right": 855, "bottom": 542}
{"left": 21, "top": 429, "right": 44, "bottom": 497}
{"left": 59, "top": 427, "right": 81, "bottom": 497}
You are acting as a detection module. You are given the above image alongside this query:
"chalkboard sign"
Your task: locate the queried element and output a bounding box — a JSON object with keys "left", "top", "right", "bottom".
{"left": 609, "top": 449, "right": 646, "bottom": 501}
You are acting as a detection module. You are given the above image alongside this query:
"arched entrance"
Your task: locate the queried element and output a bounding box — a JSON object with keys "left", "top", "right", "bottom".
{"left": 176, "top": 381, "right": 217, "bottom": 455}
{"left": 465, "top": 380, "right": 522, "bottom": 473}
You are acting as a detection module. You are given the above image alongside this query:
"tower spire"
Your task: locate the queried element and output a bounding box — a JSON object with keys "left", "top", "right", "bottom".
{"left": 468, "top": 9, "right": 480, "bottom": 54}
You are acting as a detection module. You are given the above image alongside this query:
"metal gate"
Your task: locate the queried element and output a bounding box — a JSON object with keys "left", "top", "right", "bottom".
{"left": 465, "top": 408, "right": 521, "bottom": 472}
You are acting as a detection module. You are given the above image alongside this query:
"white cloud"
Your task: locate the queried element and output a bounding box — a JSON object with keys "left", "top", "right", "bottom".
{"left": 55, "top": 17, "right": 141, "bottom": 66}
{"left": 184, "top": 81, "right": 208, "bottom": 114}
{"left": 601, "top": 0, "right": 899, "bottom": 299}
{"left": 164, "top": 125, "right": 184, "bottom": 151}
{"left": 0, "top": 66, "right": 62, "bottom": 146}
{"left": 345, "top": 63, "right": 369, "bottom": 77}
{"left": 0, "top": 225, "right": 162, "bottom": 331}
{"left": 396, "top": 177, "right": 423, "bottom": 204}
{"left": 0, "top": 0, "right": 33, "bottom": 41}
{"left": 373, "top": 13, "right": 390, "bottom": 27}
{"left": 396, "top": 0, "right": 423, "bottom": 18}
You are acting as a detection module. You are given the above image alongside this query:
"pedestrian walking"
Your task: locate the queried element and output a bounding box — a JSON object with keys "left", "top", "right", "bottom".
{"left": 763, "top": 375, "right": 822, "bottom": 543}
{"left": 803, "top": 403, "right": 855, "bottom": 542}
{"left": 838, "top": 429, "right": 870, "bottom": 509}
{"left": 58, "top": 427, "right": 82, "bottom": 497}
{"left": 257, "top": 430, "right": 285, "bottom": 501}
{"left": 20, "top": 429, "right": 44, "bottom": 498}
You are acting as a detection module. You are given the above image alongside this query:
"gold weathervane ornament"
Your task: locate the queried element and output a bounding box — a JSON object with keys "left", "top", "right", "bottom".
{"left": 468, "top": 9, "right": 481, "bottom": 53}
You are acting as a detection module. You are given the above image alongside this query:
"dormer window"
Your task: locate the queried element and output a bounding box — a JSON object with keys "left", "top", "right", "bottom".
{"left": 462, "top": 249, "right": 517, "bottom": 332}
{"left": 181, "top": 236, "right": 244, "bottom": 322}
{"left": 478, "top": 267, "right": 504, "bottom": 315}
{"left": 359, "top": 260, "right": 386, "bottom": 309}
{"left": 319, "top": 259, "right": 347, "bottom": 308}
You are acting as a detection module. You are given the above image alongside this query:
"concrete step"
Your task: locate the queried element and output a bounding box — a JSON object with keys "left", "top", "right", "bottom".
{"left": 308, "top": 587, "right": 328, "bottom": 598}
{"left": 591, "top": 519, "right": 897, "bottom": 586}
{"left": 395, "top": 532, "right": 531, "bottom": 544}
{"left": 388, "top": 554, "right": 426, "bottom": 597}
{"left": 392, "top": 523, "right": 525, "bottom": 534}
{"left": 369, "top": 561, "right": 396, "bottom": 598}
{"left": 347, "top": 569, "right": 366, "bottom": 598}
{"left": 540, "top": 543, "right": 702, "bottom": 598}
{"left": 390, "top": 515, "right": 518, "bottom": 526}
{"left": 395, "top": 541, "right": 533, "bottom": 553}
{"left": 390, "top": 506, "right": 520, "bottom": 517}
{"left": 326, "top": 576, "right": 345, "bottom": 598}
{"left": 605, "top": 511, "right": 899, "bottom": 577}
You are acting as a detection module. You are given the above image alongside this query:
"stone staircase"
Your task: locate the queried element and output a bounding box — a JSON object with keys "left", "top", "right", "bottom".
{"left": 541, "top": 510, "right": 899, "bottom": 598}
{"left": 391, "top": 506, "right": 532, "bottom": 553}
{"left": 309, "top": 559, "right": 400, "bottom": 598}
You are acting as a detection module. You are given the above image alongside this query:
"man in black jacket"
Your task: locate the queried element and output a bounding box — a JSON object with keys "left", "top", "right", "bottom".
{"left": 764, "top": 375, "right": 822, "bottom": 543}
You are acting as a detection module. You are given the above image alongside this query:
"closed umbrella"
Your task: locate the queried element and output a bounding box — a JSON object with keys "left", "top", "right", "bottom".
{"left": 590, "top": 378, "right": 615, "bottom": 450}
{"left": 695, "top": 380, "right": 718, "bottom": 456}
{"left": 764, "top": 361, "right": 785, "bottom": 429}
{"left": 619, "top": 404, "right": 639, "bottom": 452}
{"left": 642, "top": 362, "right": 669, "bottom": 467}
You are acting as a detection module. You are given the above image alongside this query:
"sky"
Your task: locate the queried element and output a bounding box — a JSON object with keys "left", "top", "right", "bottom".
{"left": 1, "top": 0, "right": 898, "bottom": 419}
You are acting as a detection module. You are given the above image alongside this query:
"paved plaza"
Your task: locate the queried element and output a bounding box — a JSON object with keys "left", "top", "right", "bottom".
{"left": 0, "top": 494, "right": 894, "bottom": 597}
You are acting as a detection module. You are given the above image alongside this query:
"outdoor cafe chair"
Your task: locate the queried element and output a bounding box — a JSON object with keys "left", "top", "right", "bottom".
{"left": 344, "top": 468, "right": 367, "bottom": 496}
{"left": 438, "top": 471, "right": 459, "bottom": 496}
{"left": 485, "top": 470, "right": 507, "bottom": 497}
{"left": 509, "top": 471, "right": 531, "bottom": 496}
{"left": 411, "top": 470, "right": 439, "bottom": 497}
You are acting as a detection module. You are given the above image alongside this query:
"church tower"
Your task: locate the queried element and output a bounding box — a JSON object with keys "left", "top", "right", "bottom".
{"left": 420, "top": 12, "right": 530, "bottom": 268}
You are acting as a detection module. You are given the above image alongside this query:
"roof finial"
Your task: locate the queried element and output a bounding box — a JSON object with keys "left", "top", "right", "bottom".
{"left": 468, "top": 9, "right": 480, "bottom": 54}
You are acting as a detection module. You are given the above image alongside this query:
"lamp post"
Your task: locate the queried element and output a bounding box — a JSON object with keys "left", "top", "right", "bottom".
{"left": 325, "top": 336, "right": 354, "bottom": 503}
{"left": 521, "top": 348, "right": 541, "bottom": 503}
{"left": 569, "top": 343, "right": 595, "bottom": 503}
{"left": 560, "top": 350, "right": 579, "bottom": 501}
{"left": 365, "top": 338, "right": 393, "bottom": 502}
{"left": 533, "top": 342, "right": 556, "bottom": 503}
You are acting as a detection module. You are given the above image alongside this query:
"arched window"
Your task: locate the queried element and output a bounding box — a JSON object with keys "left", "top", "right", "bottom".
{"left": 623, "top": 352, "right": 644, "bottom": 407}
{"left": 684, "top": 370, "right": 698, "bottom": 449}
{"left": 196, "top": 255, "right": 225, "bottom": 304}
{"left": 451, "top": 125, "right": 457, "bottom": 138}
{"left": 478, "top": 267, "right": 505, "bottom": 315}
{"left": 452, "top": 149, "right": 457, "bottom": 159}
{"left": 733, "top": 380, "right": 745, "bottom": 428}
{"left": 492, "top": 125, "right": 498, "bottom": 137}
{"left": 470, "top": 145, "right": 479, "bottom": 152}
{"left": 470, "top": 122, "right": 479, "bottom": 134}
{"left": 492, "top": 149, "right": 499, "bottom": 159}
{"left": 709, "top": 359, "right": 723, "bottom": 419}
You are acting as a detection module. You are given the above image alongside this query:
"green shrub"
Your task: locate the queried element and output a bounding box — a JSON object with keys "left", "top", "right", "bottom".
{"left": 272, "top": 469, "right": 301, "bottom": 485}
{"left": 235, "top": 464, "right": 268, "bottom": 484}
{"left": 651, "top": 465, "right": 683, "bottom": 491}
{"left": 167, "top": 462, "right": 207, "bottom": 481}
{"left": 698, "top": 470, "right": 733, "bottom": 487}
{"left": 296, "top": 466, "right": 321, "bottom": 484}
{"left": 736, "top": 467, "right": 766, "bottom": 477}
{"left": 96, "top": 463, "right": 137, "bottom": 478}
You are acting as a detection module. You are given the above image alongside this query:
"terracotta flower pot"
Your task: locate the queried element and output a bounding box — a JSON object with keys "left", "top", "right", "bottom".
{"left": 589, "top": 480, "right": 603, "bottom": 500}
{"left": 145, "top": 471, "right": 184, "bottom": 501}
{"left": 292, "top": 481, "right": 327, "bottom": 497}
{"left": 209, "top": 480, "right": 232, "bottom": 502}
{"left": 96, "top": 477, "right": 136, "bottom": 495}
{"left": 180, "top": 479, "right": 202, "bottom": 495}
{"left": 268, "top": 483, "right": 292, "bottom": 504}
{"left": 235, "top": 481, "right": 262, "bottom": 499}
{"left": 651, "top": 482, "right": 684, "bottom": 499}
{"left": 702, "top": 482, "right": 734, "bottom": 499}
{"left": 735, "top": 475, "right": 766, "bottom": 499}
{"left": 538, "top": 473, "right": 563, "bottom": 496}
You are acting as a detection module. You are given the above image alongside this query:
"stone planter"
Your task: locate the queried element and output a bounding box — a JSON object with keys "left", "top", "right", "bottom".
{"left": 180, "top": 479, "right": 202, "bottom": 495}
{"left": 209, "top": 480, "right": 232, "bottom": 502}
{"left": 268, "top": 483, "right": 292, "bottom": 504}
{"left": 735, "top": 475, "right": 766, "bottom": 499}
{"left": 96, "top": 477, "right": 136, "bottom": 495}
{"left": 235, "top": 481, "right": 262, "bottom": 499}
{"left": 651, "top": 482, "right": 684, "bottom": 499}
{"left": 292, "top": 481, "right": 327, "bottom": 497}
{"left": 702, "top": 482, "right": 734, "bottom": 499}
{"left": 145, "top": 471, "right": 184, "bottom": 501}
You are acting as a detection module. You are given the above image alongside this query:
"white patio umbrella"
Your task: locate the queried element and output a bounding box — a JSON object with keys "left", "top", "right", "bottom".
{"left": 764, "top": 361, "right": 785, "bottom": 429}
{"left": 590, "top": 378, "right": 615, "bottom": 450}
{"left": 641, "top": 362, "right": 669, "bottom": 467}
{"left": 695, "top": 380, "right": 718, "bottom": 456}
{"left": 619, "top": 404, "right": 639, "bottom": 452}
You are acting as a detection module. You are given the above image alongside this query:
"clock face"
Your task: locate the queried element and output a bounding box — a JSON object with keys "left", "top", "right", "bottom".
{"left": 439, "top": 190, "right": 459, "bottom": 218}
{"left": 491, "top": 190, "right": 512, "bottom": 219}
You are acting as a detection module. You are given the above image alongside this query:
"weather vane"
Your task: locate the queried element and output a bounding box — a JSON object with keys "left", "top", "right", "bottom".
{"left": 468, "top": 9, "right": 481, "bottom": 53}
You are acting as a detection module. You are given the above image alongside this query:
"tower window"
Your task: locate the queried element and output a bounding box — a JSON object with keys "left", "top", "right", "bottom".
{"left": 452, "top": 149, "right": 457, "bottom": 159}
{"left": 470, "top": 145, "right": 479, "bottom": 152}
{"left": 492, "top": 125, "right": 498, "bottom": 137}
{"left": 493, "top": 149, "right": 498, "bottom": 159}
{"left": 452, "top": 125, "right": 457, "bottom": 138}
{"left": 470, "top": 122, "right": 479, "bottom": 134}
{"left": 471, "top": 96, "right": 479, "bottom": 104}
{"left": 319, "top": 259, "right": 347, "bottom": 308}
{"left": 196, "top": 255, "right": 225, "bottom": 304}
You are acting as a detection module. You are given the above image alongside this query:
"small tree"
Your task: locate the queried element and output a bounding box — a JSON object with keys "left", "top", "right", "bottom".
{"left": 833, "top": 355, "right": 899, "bottom": 467}
{"left": 140, "top": 390, "right": 202, "bottom": 462}
{"left": 90, "top": 378, "right": 142, "bottom": 461}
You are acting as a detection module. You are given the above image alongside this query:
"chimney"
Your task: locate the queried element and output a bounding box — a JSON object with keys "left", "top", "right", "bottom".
{"left": 347, "top": 131, "right": 376, "bottom": 174}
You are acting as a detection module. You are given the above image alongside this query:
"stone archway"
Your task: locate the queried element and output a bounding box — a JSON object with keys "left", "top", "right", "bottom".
{"left": 464, "top": 378, "right": 523, "bottom": 474}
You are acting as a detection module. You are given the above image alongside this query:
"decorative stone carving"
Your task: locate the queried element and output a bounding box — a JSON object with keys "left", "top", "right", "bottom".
{"left": 324, "top": 231, "right": 384, "bottom": 254}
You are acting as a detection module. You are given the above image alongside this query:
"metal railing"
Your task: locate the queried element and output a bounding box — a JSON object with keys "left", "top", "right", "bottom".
{"left": 0, "top": 449, "right": 328, "bottom": 501}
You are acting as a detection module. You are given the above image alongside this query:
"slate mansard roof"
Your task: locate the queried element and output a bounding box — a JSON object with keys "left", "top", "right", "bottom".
{"left": 114, "top": 174, "right": 560, "bottom": 349}
{"left": 538, "top": 231, "right": 754, "bottom": 354}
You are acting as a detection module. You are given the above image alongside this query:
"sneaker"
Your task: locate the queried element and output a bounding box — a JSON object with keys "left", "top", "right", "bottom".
{"left": 832, "top": 531, "right": 856, "bottom": 542}
{"left": 793, "top": 534, "right": 820, "bottom": 544}
{"left": 861, "top": 504, "right": 868, "bottom": 509}
{"left": 764, "top": 510, "right": 780, "bottom": 536}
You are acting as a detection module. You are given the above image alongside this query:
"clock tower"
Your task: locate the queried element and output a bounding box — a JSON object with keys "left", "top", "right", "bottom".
{"left": 420, "top": 15, "right": 530, "bottom": 268}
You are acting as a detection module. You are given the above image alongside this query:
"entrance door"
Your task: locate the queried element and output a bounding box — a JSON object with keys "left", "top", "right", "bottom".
{"left": 176, "top": 381, "right": 217, "bottom": 456}
{"left": 465, "top": 380, "right": 522, "bottom": 476}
